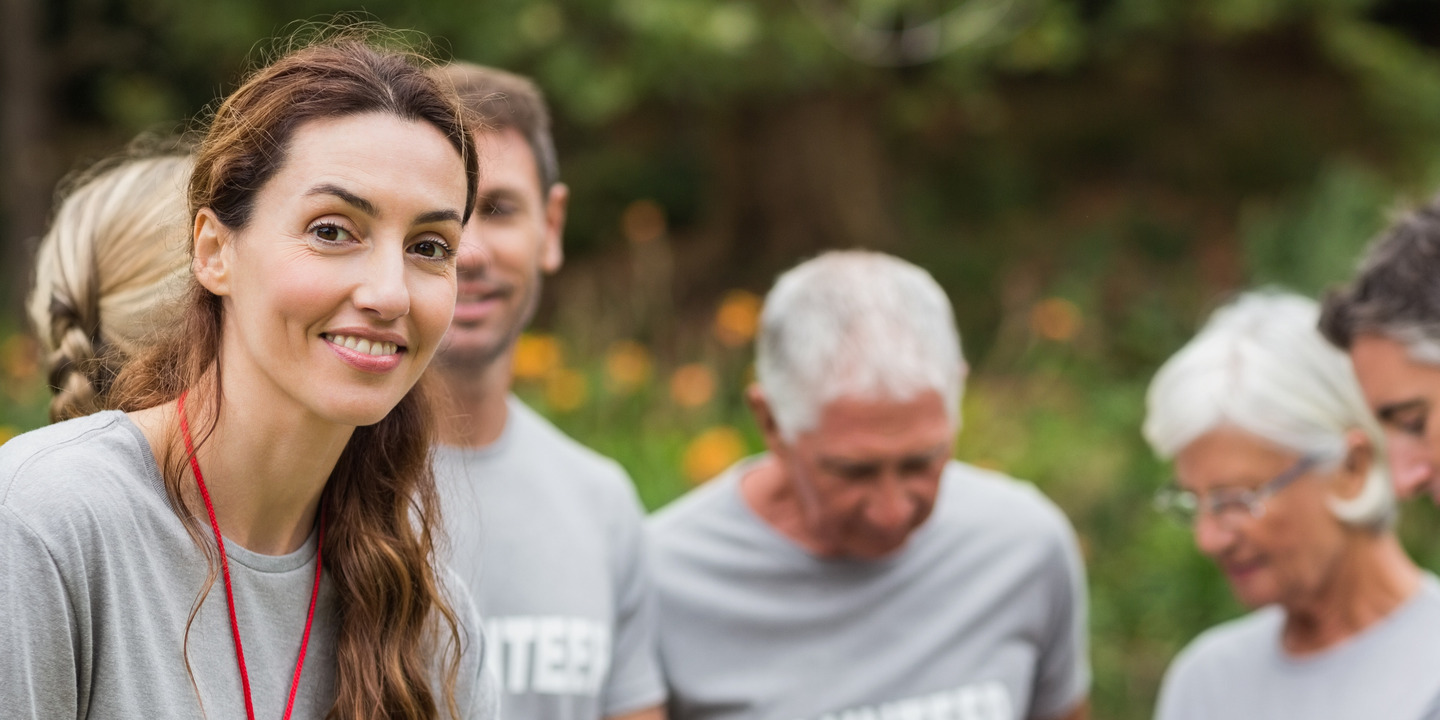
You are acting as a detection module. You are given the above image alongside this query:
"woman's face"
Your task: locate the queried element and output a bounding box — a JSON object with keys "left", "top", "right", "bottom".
{"left": 1174, "top": 426, "right": 1361, "bottom": 611}
{"left": 197, "top": 111, "right": 467, "bottom": 427}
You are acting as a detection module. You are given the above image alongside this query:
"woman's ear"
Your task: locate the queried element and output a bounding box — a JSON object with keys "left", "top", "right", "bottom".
{"left": 192, "top": 208, "right": 233, "bottom": 296}
{"left": 1335, "top": 428, "right": 1375, "bottom": 501}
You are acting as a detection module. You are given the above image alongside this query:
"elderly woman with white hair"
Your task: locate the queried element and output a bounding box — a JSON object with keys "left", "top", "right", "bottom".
{"left": 1146, "top": 291, "right": 1440, "bottom": 720}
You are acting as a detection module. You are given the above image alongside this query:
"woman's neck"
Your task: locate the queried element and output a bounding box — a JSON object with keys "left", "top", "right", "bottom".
{"left": 133, "top": 374, "right": 353, "bottom": 556}
{"left": 1281, "top": 531, "right": 1421, "bottom": 655}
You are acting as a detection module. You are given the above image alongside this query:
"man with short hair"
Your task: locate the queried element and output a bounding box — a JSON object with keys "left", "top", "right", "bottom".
{"left": 648, "top": 250, "right": 1091, "bottom": 720}
{"left": 1321, "top": 197, "right": 1440, "bottom": 505}
{"left": 429, "top": 62, "right": 666, "bottom": 720}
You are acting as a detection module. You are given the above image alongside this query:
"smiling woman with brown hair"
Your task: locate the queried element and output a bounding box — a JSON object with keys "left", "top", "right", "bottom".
{"left": 1145, "top": 291, "right": 1440, "bottom": 720}
{"left": 1, "top": 32, "right": 496, "bottom": 720}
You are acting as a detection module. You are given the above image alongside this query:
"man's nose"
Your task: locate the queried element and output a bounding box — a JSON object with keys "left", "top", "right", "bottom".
{"left": 866, "top": 477, "right": 914, "bottom": 532}
{"left": 455, "top": 224, "right": 491, "bottom": 275}
{"left": 1389, "top": 437, "right": 1435, "bottom": 499}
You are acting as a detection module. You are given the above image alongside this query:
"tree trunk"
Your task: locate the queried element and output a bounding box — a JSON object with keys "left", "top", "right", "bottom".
{"left": 1, "top": 0, "right": 52, "bottom": 320}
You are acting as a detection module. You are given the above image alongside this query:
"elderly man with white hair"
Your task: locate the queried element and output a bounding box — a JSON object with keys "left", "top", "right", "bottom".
{"left": 647, "top": 250, "right": 1091, "bottom": 720}
{"left": 1146, "top": 292, "right": 1440, "bottom": 720}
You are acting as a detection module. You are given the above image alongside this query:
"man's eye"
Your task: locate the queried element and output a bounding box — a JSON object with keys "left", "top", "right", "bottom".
{"left": 899, "top": 456, "right": 943, "bottom": 476}
{"left": 832, "top": 466, "right": 878, "bottom": 483}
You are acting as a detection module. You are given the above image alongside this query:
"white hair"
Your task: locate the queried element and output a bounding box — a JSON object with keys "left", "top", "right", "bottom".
{"left": 1143, "top": 291, "right": 1394, "bottom": 529}
{"left": 755, "top": 250, "right": 966, "bottom": 440}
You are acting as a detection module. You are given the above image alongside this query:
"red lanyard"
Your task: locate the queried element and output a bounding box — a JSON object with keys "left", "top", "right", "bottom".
{"left": 177, "top": 390, "right": 324, "bottom": 720}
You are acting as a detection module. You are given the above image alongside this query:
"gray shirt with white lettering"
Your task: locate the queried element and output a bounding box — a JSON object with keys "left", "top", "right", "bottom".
{"left": 436, "top": 396, "right": 665, "bottom": 720}
{"left": 647, "top": 457, "right": 1091, "bottom": 720}
{"left": 1155, "top": 574, "right": 1440, "bottom": 720}
{"left": 0, "top": 410, "right": 498, "bottom": 720}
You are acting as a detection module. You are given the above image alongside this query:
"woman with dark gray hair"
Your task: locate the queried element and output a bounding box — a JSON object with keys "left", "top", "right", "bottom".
{"left": 1145, "top": 291, "right": 1440, "bottom": 720}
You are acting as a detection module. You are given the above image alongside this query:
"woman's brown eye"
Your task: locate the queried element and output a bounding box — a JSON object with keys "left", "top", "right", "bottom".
{"left": 315, "top": 224, "right": 348, "bottom": 243}
{"left": 412, "top": 239, "right": 453, "bottom": 260}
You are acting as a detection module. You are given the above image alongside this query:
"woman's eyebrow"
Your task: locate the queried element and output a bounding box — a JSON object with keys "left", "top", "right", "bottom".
{"left": 415, "top": 209, "right": 462, "bottom": 225}
{"left": 307, "top": 184, "right": 377, "bottom": 217}
{"left": 306, "top": 184, "right": 460, "bottom": 226}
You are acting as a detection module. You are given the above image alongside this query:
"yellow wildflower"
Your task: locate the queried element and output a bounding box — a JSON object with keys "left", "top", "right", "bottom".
{"left": 605, "top": 340, "right": 654, "bottom": 394}
{"left": 670, "top": 363, "right": 717, "bottom": 408}
{"left": 512, "top": 333, "right": 562, "bottom": 381}
{"left": 683, "top": 426, "right": 748, "bottom": 484}
{"left": 714, "top": 290, "right": 762, "bottom": 348}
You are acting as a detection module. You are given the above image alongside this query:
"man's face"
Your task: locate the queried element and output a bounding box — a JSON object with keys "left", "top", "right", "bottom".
{"left": 438, "top": 127, "right": 567, "bottom": 368}
{"left": 1349, "top": 333, "right": 1440, "bottom": 503}
{"left": 770, "top": 390, "right": 954, "bottom": 559}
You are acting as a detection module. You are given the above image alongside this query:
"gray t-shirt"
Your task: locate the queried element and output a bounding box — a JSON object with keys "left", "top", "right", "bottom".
{"left": 647, "top": 457, "right": 1091, "bottom": 720}
{"left": 1155, "top": 574, "right": 1440, "bottom": 720}
{"left": 0, "top": 411, "right": 498, "bottom": 720}
{"left": 436, "top": 396, "right": 665, "bottom": 720}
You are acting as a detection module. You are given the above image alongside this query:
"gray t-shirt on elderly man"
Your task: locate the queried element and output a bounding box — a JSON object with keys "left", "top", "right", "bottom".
{"left": 435, "top": 396, "right": 666, "bottom": 720}
{"left": 1156, "top": 574, "right": 1440, "bottom": 720}
{"left": 647, "top": 457, "right": 1091, "bottom": 720}
{"left": 0, "top": 411, "right": 498, "bottom": 720}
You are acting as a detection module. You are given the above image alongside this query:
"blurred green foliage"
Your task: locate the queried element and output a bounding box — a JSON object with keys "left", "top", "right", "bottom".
{"left": 10, "top": 0, "right": 1440, "bottom": 718}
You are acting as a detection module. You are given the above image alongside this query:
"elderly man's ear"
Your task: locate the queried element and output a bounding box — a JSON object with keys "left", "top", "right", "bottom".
{"left": 746, "top": 384, "right": 786, "bottom": 453}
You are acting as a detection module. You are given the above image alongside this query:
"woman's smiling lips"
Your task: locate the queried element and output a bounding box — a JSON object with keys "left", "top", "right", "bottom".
{"left": 322, "top": 329, "right": 406, "bottom": 373}
{"left": 1221, "top": 557, "right": 1266, "bottom": 582}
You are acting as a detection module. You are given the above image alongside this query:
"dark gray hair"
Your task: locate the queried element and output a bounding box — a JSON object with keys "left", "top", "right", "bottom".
{"left": 432, "top": 61, "right": 560, "bottom": 191}
{"left": 1321, "top": 194, "right": 1440, "bottom": 364}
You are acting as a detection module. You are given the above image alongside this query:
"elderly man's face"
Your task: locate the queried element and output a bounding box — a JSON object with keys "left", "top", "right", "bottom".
{"left": 1349, "top": 334, "right": 1440, "bottom": 504}
{"left": 773, "top": 390, "right": 953, "bottom": 559}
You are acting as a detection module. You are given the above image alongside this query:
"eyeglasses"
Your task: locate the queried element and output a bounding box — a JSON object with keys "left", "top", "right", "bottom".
{"left": 1154, "top": 456, "right": 1318, "bottom": 529}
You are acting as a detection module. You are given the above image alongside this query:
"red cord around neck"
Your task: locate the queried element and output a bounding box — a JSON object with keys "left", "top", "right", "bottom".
{"left": 178, "top": 390, "right": 324, "bottom": 720}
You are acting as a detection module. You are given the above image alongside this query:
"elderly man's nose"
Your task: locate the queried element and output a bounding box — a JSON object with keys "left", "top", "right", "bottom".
{"left": 867, "top": 483, "right": 913, "bottom": 531}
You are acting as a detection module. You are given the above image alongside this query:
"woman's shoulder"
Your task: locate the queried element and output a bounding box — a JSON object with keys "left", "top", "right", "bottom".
{"left": 0, "top": 411, "right": 163, "bottom": 525}
{"left": 1163, "top": 607, "right": 1282, "bottom": 691}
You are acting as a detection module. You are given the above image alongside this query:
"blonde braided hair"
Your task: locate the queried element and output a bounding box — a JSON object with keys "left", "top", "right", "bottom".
{"left": 28, "top": 153, "right": 192, "bottom": 422}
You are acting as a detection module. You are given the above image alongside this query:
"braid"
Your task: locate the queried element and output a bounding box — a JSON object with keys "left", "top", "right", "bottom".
{"left": 36, "top": 220, "right": 106, "bottom": 422}
{"left": 46, "top": 320, "right": 107, "bottom": 423}
{"left": 28, "top": 152, "right": 192, "bottom": 421}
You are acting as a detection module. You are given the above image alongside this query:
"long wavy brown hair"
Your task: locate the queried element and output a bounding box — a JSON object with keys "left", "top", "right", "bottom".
{"left": 111, "top": 32, "right": 479, "bottom": 720}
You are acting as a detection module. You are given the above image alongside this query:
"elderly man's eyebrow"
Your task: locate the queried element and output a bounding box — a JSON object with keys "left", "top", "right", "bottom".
{"left": 307, "top": 184, "right": 377, "bottom": 217}
{"left": 1376, "top": 398, "right": 1428, "bottom": 423}
{"left": 819, "top": 457, "right": 880, "bottom": 474}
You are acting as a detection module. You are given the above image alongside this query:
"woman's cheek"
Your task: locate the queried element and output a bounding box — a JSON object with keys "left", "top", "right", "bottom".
{"left": 412, "top": 271, "right": 458, "bottom": 355}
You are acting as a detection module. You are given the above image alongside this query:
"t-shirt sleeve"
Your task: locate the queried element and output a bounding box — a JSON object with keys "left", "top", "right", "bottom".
{"left": 0, "top": 506, "right": 82, "bottom": 718}
{"left": 601, "top": 470, "right": 668, "bottom": 716}
{"left": 1153, "top": 643, "right": 1206, "bottom": 720}
{"left": 1029, "top": 509, "right": 1091, "bottom": 719}
{"left": 442, "top": 566, "right": 501, "bottom": 720}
